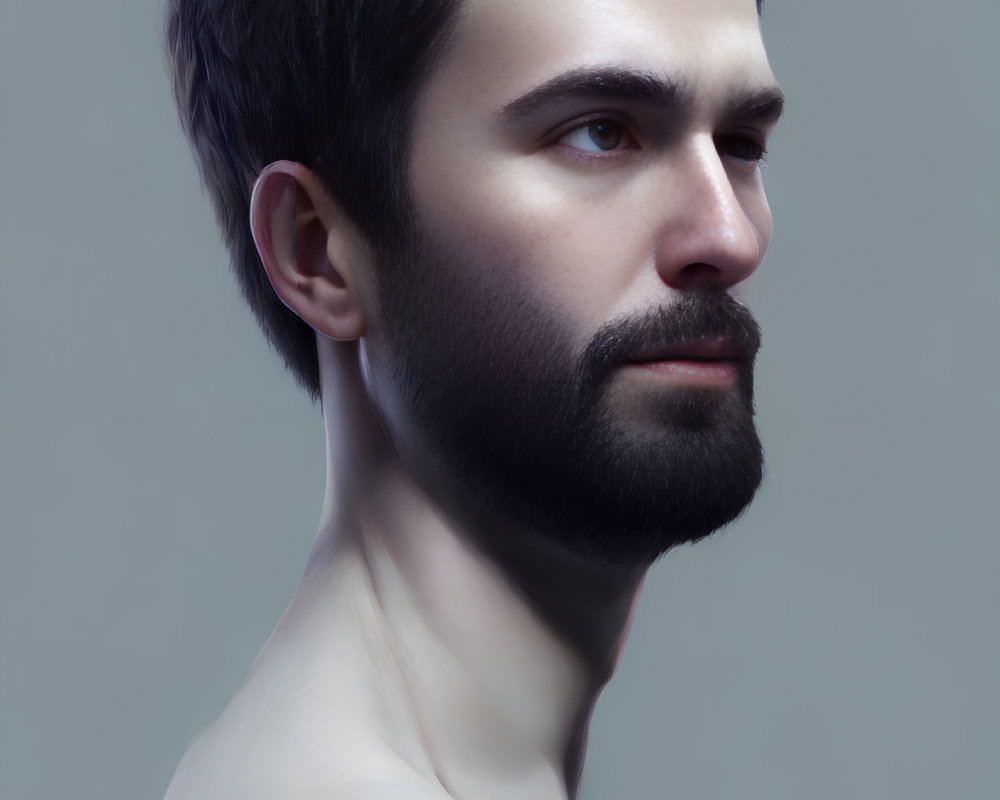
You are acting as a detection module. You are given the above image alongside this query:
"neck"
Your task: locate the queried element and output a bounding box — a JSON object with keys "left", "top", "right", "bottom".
{"left": 299, "top": 339, "right": 648, "bottom": 799}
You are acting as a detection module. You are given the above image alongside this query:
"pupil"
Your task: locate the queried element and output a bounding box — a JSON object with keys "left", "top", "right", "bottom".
{"left": 588, "top": 121, "right": 622, "bottom": 150}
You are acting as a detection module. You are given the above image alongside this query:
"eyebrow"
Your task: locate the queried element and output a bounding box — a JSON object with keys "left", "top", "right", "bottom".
{"left": 497, "top": 67, "right": 687, "bottom": 122}
{"left": 722, "top": 85, "right": 785, "bottom": 126}
{"left": 496, "top": 66, "right": 784, "bottom": 126}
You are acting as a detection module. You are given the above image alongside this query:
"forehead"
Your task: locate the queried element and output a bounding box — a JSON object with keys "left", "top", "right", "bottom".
{"left": 429, "top": 0, "right": 774, "bottom": 112}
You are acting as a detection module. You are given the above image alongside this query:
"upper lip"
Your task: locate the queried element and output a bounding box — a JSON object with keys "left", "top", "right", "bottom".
{"left": 627, "top": 337, "right": 746, "bottom": 363}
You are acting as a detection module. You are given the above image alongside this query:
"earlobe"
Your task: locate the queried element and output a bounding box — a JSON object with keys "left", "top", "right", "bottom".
{"left": 250, "top": 160, "right": 369, "bottom": 341}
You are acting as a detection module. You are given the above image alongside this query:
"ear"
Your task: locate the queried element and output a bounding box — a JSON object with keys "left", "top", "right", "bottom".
{"left": 250, "top": 160, "right": 371, "bottom": 341}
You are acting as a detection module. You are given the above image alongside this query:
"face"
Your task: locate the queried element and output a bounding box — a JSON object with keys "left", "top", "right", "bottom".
{"left": 361, "top": 0, "right": 782, "bottom": 567}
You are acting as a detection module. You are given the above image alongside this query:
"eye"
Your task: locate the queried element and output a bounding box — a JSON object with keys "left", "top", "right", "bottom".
{"left": 558, "top": 119, "right": 633, "bottom": 154}
{"left": 716, "top": 134, "right": 768, "bottom": 166}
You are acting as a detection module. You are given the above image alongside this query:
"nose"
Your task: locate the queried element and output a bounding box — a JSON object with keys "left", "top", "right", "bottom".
{"left": 653, "top": 138, "right": 769, "bottom": 291}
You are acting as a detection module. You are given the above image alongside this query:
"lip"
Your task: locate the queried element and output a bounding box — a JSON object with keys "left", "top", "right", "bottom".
{"left": 626, "top": 336, "right": 746, "bottom": 364}
{"left": 623, "top": 338, "right": 744, "bottom": 387}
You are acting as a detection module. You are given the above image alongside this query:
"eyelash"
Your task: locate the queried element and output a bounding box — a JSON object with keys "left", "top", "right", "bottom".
{"left": 552, "top": 118, "right": 769, "bottom": 168}
{"left": 715, "top": 133, "right": 769, "bottom": 167}
{"left": 553, "top": 116, "right": 636, "bottom": 159}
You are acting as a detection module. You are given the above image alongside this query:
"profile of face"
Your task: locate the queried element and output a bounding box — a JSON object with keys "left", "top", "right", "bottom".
{"left": 359, "top": 0, "right": 780, "bottom": 567}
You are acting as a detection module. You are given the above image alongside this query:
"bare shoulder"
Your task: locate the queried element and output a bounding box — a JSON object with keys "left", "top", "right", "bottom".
{"left": 162, "top": 609, "right": 449, "bottom": 799}
{"left": 322, "top": 782, "right": 453, "bottom": 800}
{"left": 165, "top": 767, "right": 451, "bottom": 800}
{"left": 162, "top": 718, "right": 450, "bottom": 800}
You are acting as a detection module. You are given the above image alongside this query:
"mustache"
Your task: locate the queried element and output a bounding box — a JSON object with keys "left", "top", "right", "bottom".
{"left": 580, "top": 291, "right": 762, "bottom": 386}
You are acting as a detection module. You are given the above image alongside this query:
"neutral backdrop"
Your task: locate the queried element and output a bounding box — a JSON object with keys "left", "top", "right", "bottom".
{"left": 2, "top": 1, "right": 998, "bottom": 798}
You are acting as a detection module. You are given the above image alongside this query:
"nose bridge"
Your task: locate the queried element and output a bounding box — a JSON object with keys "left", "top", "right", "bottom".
{"left": 655, "top": 135, "right": 762, "bottom": 288}
{"left": 695, "top": 140, "right": 755, "bottom": 245}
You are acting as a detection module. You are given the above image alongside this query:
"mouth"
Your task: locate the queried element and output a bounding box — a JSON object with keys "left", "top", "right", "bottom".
{"left": 623, "top": 337, "right": 745, "bottom": 387}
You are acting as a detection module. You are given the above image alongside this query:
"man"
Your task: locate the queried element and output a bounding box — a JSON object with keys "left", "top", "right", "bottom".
{"left": 163, "top": 0, "right": 782, "bottom": 797}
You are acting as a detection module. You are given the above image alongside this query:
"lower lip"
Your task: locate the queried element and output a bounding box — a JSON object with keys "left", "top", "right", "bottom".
{"left": 626, "top": 359, "right": 740, "bottom": 387}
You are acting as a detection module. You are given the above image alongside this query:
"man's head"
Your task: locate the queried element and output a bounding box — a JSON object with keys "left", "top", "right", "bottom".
{"left": 166, "top": 0, "right": 780, "bottom": 566}
{"left": 164, "top": 0, "right": 766, "bottom": 399}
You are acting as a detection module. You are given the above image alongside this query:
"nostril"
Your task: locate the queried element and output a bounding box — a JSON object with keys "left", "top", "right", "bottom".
{"left": 674, "top": 262, "right": 721, "bottom": 286}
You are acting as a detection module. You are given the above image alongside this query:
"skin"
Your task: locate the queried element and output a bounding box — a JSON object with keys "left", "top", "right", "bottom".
{"left": 163, "top": 0, "right": 781, "bottom": 798}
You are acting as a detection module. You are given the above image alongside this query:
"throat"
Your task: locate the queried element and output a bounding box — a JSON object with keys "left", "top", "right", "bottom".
{"left": 330, "top": 470, "right": 646, "bottom": 800}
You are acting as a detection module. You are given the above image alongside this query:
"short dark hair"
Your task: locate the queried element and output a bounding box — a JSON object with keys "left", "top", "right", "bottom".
{"left": 164, "top": 0, "right": 464, "bottom": 401}
{"left": 164, "top": 0, "right": 763, "bottom": 402}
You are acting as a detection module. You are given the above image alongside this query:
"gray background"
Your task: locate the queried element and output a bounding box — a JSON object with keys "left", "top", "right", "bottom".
{"left": 2, "top": 0, "right": 997, "bottom": 797}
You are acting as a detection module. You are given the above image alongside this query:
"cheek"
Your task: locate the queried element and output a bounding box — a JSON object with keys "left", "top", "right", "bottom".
{"left": 413, "top": 161, "right": 651, "bottom": 339}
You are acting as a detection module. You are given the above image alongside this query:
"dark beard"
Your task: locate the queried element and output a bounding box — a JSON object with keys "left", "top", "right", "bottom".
{"left": 365, "top": 224, "right": 764, "bottom": 569}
